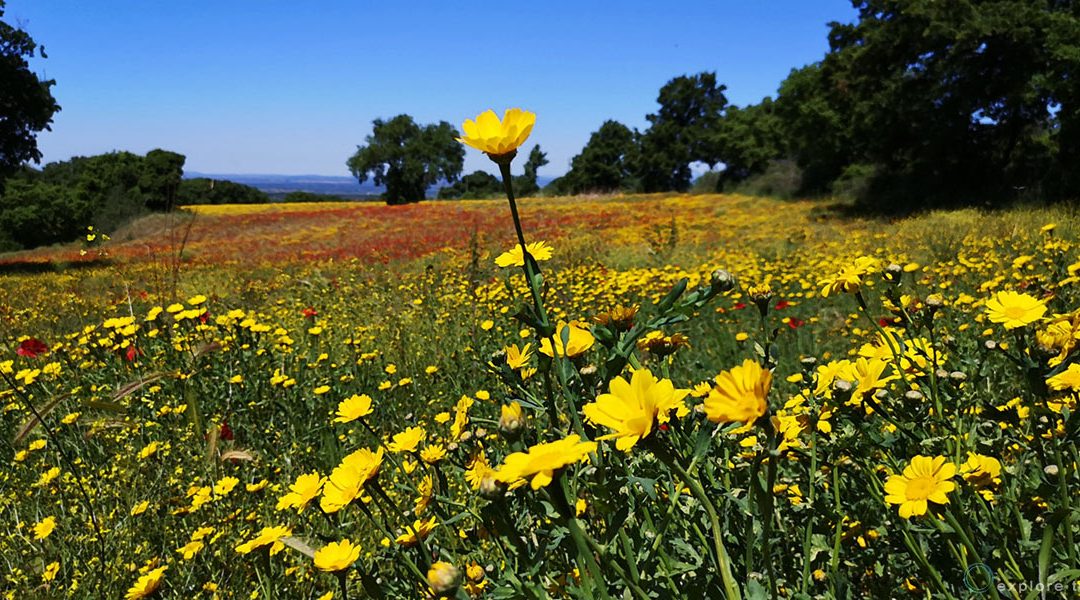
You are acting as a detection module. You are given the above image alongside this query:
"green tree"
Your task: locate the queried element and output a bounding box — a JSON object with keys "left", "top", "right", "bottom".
{"left": 346, "top": 115, "right": 464, "bottom": 205}
{"left": 776, "top": 0, "right": 1080, "bottom": 209}
{"left": 436, "top": 170, "right": 502, "bottom": 199}
{"left": 177, "top": 178, "right": 269, "bottom": 205}
{"left": 556, "top": 121, "right": 639, "bottom": 194}
{"left": 140, "top": 149, "right": 186, "bottom": 211}
{"left": 514, "top": 145, "right": 549, "bottom": 197}
{"left": 710, "top": 98, "right": 787, "bottom": 188}
{"left": 0, "top": 0, "right": 61, "bottom": 186}
{"left": 637, "top": 72, "right": 728, "bottom": 192}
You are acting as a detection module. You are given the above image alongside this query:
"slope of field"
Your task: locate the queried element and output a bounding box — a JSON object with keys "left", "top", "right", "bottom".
{"left": 1, "top": 193, "right": 1078, "bottom": 598}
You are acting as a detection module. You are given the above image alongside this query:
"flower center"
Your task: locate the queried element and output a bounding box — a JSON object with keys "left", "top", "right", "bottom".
{"left": 906, "top": 475, "right": 936, "bottom": 500}
{"left": 1004, "top": 305, "right": 1030, "bottom": 320}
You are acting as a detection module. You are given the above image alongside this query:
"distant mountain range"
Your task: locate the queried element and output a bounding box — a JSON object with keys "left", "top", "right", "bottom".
{"left": 184, "top": 171, "right": 557, "bottom": 199}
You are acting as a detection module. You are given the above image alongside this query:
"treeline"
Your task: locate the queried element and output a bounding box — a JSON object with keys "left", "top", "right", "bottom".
{"left": 552, "top": 1, "right": 1080, "bottom": 211}
{"left": 0, "top": 151, "right": 273, "bottom": 251}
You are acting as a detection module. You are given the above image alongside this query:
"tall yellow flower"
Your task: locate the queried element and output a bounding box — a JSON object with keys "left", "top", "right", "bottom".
{"left": 387, "top": 426, "right": 426, "bottom": 453}
{"left": 320, "top": 448, "right": 383, "bottom": 513}
{"left": 333, "top": 394, "right": 374, "bottom": 424}
{"left": 582, "top": 368, "right": 689, "bottom": 451}
{"left": 495, "top": 241, "right": 553, "bottom": 268}
{"left": 313, "top": 539, "right": 362, "bottom": 572}
{"left": 1047, "top": 363, "right": 1080, "bottom": 392}
{"left": 275, "top": 472, "right": 325, "bottom": 512}
{"left": 235, "top": 525, "right": 292, "bottom": 555}
{"left": 538, "top": 322, "right": 595, "bottom": 358}
{"left": 505, "top": 343, "right": 532, "bottom": 370}
{"left": 33, "top": 516, "right": 56, "bottom": 540}
{"left": 457, "top": 108, "right": 536, "bottom": 158}
{"left": 704, "top": 359, "right": 772, "bottom": 424}
{"left": 819, "top": 256, "right": 880, "bottom": 297}
{"left": 883, "top": 455, "right": 957, "bottom": 518}
{"left": 125, "top": 566, "right": 167, "bottom": 600}
{"left": 495, "top": 434, "right": 597, "bottom": 490}
{"left": 395, "top": 516, "right": 438, "bottom": 547}
{"left": 984, "top": 290, "right": 1047, "bottom": 329}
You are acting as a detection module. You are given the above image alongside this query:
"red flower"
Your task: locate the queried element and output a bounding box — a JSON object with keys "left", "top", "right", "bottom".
{"left": 659, "top": 423, "right": 670, "bottom": 432}
{"left": 878, "top": 318, "right": 895, "bottom": 327}
{"left": 199, "top": 311, "right": 210, "bottom": 324}
{"left": 125, "top": 345, "right": 141, "bottom": 362}
{"left": 787, "top": 317, "right": 806, "bottom": 329}
{"left": 219, "top": 419, "right": 234, "bottom": 441}
{"left": 16, "top": 338, "right": 48, "bottom": 358}
{"left": 774, "top": 300, "right": 791, "bottom": 310}
{"left": 302, "top": 307, "right": 318, "bottom": 319}
{"left": 732, "top": 302, "right": 747, "bottom": 310}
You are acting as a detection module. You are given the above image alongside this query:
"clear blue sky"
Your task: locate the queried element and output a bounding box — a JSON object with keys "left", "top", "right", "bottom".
{"left": 6, "top": 1, "right": 856, "bottom": 178}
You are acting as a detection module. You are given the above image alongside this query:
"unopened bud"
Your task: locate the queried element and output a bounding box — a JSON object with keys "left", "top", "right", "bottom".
{"left": 427, "top": 561, "right": 460, "bottom": 597}
{"left": 711, "top": 269, "right": 735, "bottom": 292}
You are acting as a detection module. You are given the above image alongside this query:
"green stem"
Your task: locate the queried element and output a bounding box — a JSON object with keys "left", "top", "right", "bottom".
{"left": 666, "top": 454, "right": 741, "bottom": 599}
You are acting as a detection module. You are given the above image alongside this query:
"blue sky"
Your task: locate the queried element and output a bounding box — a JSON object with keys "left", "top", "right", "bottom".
{"left": 6, "top": 1, "right": 856, "bottom": 178}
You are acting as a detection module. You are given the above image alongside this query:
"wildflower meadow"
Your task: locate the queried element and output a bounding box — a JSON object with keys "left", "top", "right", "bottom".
{"left": 3, "top": 109, "right": 1080, "bottom": 600}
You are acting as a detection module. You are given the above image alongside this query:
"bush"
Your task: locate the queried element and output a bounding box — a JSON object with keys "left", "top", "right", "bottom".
{"left": 731, "top": 159, "right": 802, "bottom": 198}
{"left": 177, "top": 178, "right": 268, "bottom": 205}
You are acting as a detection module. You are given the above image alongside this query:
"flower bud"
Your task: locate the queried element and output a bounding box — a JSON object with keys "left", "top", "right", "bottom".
{"left": 427, "top": 561, "right": 460, "bottom": 597}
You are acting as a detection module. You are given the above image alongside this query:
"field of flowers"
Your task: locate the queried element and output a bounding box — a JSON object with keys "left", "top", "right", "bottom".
{"left": 3, "top": 112, "right": 1080, "bottom": 599}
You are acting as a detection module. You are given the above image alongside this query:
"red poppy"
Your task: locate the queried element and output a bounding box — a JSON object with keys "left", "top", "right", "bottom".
{"left": 659, "top": 423, "right": 670, "bottom": 432}
{"left": 302, "top": 307, "right": 318, "bottom": 319}
{"left": 220, "top": 419, "right": 234, "bottom": 441}
{"left": 16, "top": 338, "right": 48, "bottom": 358}
{"left": 199, "top": 311, "right": 210, "bottom": 324}
{"left": 878, "top": 318, "right": 895, "bottom": 327}
{"left": 125, "top": 345, "right": 140, "bottom": 362}
{"left": 732, "top": 302, "right": 747, "bottom": 310}
{"left": 774, "top": 300, "right": 791, "bottom": 310}
{"left": 787, "top": 317, "right": 806, "bottom": 329}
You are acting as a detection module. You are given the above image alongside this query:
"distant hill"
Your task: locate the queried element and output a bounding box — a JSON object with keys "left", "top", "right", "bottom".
{"left": 183, "top": 172, "right": 557, "bottom": 200}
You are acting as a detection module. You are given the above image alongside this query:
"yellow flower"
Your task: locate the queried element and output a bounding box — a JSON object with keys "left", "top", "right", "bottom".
{"left": 538, "top": 322, "right": 595, "bottom": 358}
{"left": 985, "top": 290, "right": 1047, "bottom": 329}
{"left": 313, "top": 539, "right": 362, "bottom": 572}
{"left": 1047, "top": 363, "right": 1080, "bottom": 392}
{"left": 130, "top": 501, "right": 150, "bottom": 516}
{"left": 505, "top": 343, "right": 532, "bottom": 370}
{"left": 395, "top": 517, "right": 438, "bottom": 547}
{"left": 420, "top": 444, "right": 448, "bottom": 464}
{"left": 235, "top": 525, "right": 292, "bottom": 555}
{"left": 819, "top": 256, "right": 880, "bottom": 296}
{"left": 333, "top": 394, "right": 374, "bottom": 423}
{"left": 319, "top": 448, "right": 383, "bottom": 513}
{"left": 428, "top": 561, "right": 460, "bottom": 596}
{"left": 33, "top": 516, "right": 56, "bottom": 540}
{"left": 499, "top": 401, "right": 525, "bottom": 433}
{"left": 176, "top": 540, "right": 205, "bottom": 560}
{"left": 703, "top": 359, "right": 772, "bottom": 424}
{"left": 960, "top": 453, "right": 1002, "bottom": 488}
{"left": 495, "top": 435, "right": 597, "bottom": 490}
{"left": 582, "top": 368, "right": 689, "bottom": 451}
{"left": 494, "top": 241, "right": 554, "bottom": 268}
{"left": 42, "top": 561, "right": 59, "bottom": 583}
{"left": 415, "top": 474, "right": 434, "bottom": 515}
{"left": 388, "top": 426, "right": 426, "bottom": 453}
{"left": 838, "top": 357, "right": 898, "bottom": 405}
{"left": 465, "top": 452, "right": 497, "bottom": 492}
{"left": 884, "top": 455, "right": 957, "bottom": 518}
{"left": 276, "top": 472, "right": 325, "bottom": 512}
{"left": 457, "top": 108, "right": 536, "bottom": 157}
{"left": 125, "top": 566, "right": 167, "bottom": 600}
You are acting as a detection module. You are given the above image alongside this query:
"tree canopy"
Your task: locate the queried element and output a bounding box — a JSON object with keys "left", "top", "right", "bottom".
{"left": 346, "top": 115, "right": 464, "bottom": 205}
{"left": 0, "top": 0, "right": 61, "bottom": 185}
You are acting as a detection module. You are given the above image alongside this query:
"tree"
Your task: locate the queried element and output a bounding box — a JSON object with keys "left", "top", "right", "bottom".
{"left": 782, "top": 0, "right": 1080, "bottom": 209}
{"left": 346, "top": 115, "right": 464, "bottom": 205}
{"left": 709, "top": 98, "right": 787, "bottom": 188}
{"left": 637, "top": 72, "right": 728, "bottom": 192}
{"left": 140, "top": 149, "right": 186, "bottom": 211}
{"left": 515, "top": 145, "right": 549, "bottom": 197}
{"left": 556, "top": 121, "right": 639, "bottom": 194}
{"left": 0, "top": 1, "right": 60, "bottom": 186}
{"left": 177, "top": 178, "right": 269, "bottom": 205}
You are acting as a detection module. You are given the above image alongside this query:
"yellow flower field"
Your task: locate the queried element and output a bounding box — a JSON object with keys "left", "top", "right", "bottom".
{"left": 2, "top": 187, "right": 1080, "bottom": 598}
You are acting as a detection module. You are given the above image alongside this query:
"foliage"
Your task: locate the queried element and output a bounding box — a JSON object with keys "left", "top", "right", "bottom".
{"left": 637, "top": 72, "right": 728, "bottom": 192}
{"left": 346, "top": 115, "right": 464, "bottom": 205}
{"left": 279, "top": 191, "right": 348, "bottom": 203}
{"left": 177, "top": 178, "right": 269, "bottom": 205}
{"left": 437, "top": 170, "right": 502, "bottom": 199}
{"left": 0, "top": 0, "right": 60, "bottom": 186}
{"left": 553, "top": 121, "right": 639, "bottom": 194}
